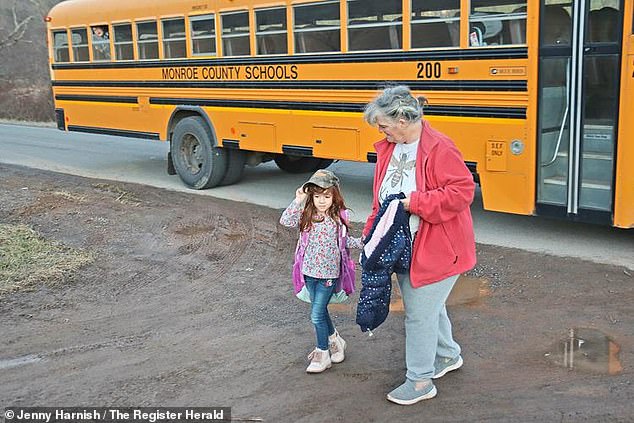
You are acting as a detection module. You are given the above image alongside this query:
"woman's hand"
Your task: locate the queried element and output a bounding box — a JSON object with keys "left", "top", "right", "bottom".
{"left": 401, "top": 196, "right": 411, "bottom": 211}
{"left": 295, "top": 187, "right": 308, "bottom": 204}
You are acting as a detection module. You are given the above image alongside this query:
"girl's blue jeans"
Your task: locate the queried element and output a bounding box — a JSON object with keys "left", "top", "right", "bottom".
{"left": 304, "top": 275, "right": 337, "bottom": 350}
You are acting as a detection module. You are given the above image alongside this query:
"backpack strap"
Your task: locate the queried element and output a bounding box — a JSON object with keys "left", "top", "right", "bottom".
{"left": 300, "top": 229, "right": 310, "bottom": 247}
{"left": 339, "top": 209, "right": 349, "bottom": 237}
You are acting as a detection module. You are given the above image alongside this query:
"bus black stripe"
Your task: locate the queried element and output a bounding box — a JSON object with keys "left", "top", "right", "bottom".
{"left": 52, "top": 80, "right": 527, "bottom": 91}
{"left": 56, "top": 94, "right": 138, "bottom": 103}
{"left": 282, "top": 146, "right": 313, "bottom": 157}
{"left": 51, "top": 48, "right": 528, "bottom": 70}
{"left": 56, "top": 94, "right": 526, "bottom": 119}
{"left": 222, "top": 139, "right": 240, "bottom": 149}
{"left": 150, "top": 97, "right": 526, "bottom": 119}
{"left": 67, "top": 125, "right": 160, "bottom": 140}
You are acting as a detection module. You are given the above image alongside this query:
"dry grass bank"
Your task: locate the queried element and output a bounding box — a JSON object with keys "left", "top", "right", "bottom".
{"left": 0, "top": 223, "right": 93, "bottom": 295}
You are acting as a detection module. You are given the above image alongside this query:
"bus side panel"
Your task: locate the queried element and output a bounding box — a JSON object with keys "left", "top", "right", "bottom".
{"left": 614, "top": 34, "right": 634, "bottom": 228}
{"left": 54, "top": 96, "right": 172, "bottom": 140}
{"left": 431, "top": 116, "right": 534, "bottom": 216}
{"left": 206, "top": 107, "right": 370, "bottom": 160}
{"left": 206, "top": 107, "right": 536, "bottom": 217}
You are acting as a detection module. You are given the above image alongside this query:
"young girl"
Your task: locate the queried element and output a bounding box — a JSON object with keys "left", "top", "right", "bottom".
{"left": 280, "top": 169, "right": 363, "bottom": 373}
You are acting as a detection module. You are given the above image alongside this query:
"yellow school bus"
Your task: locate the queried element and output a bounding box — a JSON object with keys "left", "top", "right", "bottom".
{"left": 47, "top": 0, "right": 633, "bottom": 228}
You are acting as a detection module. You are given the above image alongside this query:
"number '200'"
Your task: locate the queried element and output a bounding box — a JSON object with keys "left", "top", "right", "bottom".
{"left": 417, "top": 62, "right": 441, "bottom": 79}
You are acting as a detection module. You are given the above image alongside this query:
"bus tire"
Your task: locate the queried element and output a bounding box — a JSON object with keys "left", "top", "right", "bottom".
{"left": 171, "top": 116, "right": 228, "bottom": 189}
{"left": 219, "top": 149, "right": 247, "bottom": 186}
{"left": 274, "top": 155, "right": 328, "bottom": 174}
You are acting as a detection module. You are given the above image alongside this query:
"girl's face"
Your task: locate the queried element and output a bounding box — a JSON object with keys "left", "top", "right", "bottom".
{"left": 312, "top": 189, "right": 333, "bottom": 214}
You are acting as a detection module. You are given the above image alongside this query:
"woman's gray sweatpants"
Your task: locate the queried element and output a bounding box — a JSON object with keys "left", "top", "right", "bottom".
{"left": 397, "top": 273, "right": 461, "bottom": 381}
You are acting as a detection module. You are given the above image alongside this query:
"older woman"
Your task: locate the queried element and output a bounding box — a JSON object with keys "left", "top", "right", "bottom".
{"left": 363, "top": 86, "right": 476, "bottom": 405}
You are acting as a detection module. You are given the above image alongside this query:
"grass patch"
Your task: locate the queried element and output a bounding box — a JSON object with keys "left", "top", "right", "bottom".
{"left": 0, "top": 224, "right": 94, "bottom": 295}
{"left": 93, "top": 183, "right": 142, "bottom": 205}
{"left": 52, "top": 191, "right": 86, "bottom": 202}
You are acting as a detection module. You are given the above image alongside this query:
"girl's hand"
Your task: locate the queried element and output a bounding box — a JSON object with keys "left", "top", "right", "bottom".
{"left": 295, "top": 187, "right": 308, "bottom": 204}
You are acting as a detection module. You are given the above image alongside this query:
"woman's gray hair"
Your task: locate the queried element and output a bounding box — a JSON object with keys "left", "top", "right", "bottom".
{"left": 364, "top": 85, "right": 427, "bottom": 125}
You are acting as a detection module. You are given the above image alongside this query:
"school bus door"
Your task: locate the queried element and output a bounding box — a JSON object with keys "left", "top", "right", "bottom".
{"left": 536, "top": 0, "right": 624, "bottom": 225}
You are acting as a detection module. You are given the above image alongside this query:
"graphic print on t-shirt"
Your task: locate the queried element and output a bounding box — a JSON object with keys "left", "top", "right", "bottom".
{"left": 387, "top": 153, "right": 416, "bottom": 188}
{"left": 380, "top": 152, "right": 416, "bottom": 201}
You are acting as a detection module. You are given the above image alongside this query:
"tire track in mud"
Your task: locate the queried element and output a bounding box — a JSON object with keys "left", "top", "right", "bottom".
{"left": 167, "top": 206, "right": 293, "bottom": 285}
{"left": 226, "top": 211, "right": 298, "bottom": 319}
{"left": 81, "top": 206, "right": 252, "bottom": 298}
{"left": 0, "top": 333, "right": 153, "bottom": 369}
{"left": 169, "top": 212, "right": 252, "bottom": 281}
{"left": 164, "top": 205, "right": 301, "bottom": 327}
{"left": 243, "top": 211, "right": 290, "bottom": 277}
{"left": 107, "top": 362, "right": 216, "bottom": 405}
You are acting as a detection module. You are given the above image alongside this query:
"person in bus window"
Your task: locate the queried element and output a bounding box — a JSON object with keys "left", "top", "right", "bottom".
{"left": 91, "top": 25, "right": 109, "bottom": 40}
{"left": 91, "top": 25, "right": 110, "bottom": 59}
{"left": 363, "top": 85, "right": 476, "bottom": 405}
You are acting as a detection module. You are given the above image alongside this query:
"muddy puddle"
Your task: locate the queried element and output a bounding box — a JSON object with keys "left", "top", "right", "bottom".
{"left": 330, "top": 274, "right": 490, "bottom": 316}
{"left": 447, "top": 275, "right": 491, "bottom": 306}
{"left": 545, "top": 328, "right": 623, "bottom": 375}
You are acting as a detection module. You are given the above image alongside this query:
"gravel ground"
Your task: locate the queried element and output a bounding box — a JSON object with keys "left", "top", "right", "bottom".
{"left": 0, "top": 163, "right": 632, "bottom": 422}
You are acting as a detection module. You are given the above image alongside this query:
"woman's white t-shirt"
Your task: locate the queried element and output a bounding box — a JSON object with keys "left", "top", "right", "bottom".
{"left": 378, "top": 141, "right": 421, "bottom": 236}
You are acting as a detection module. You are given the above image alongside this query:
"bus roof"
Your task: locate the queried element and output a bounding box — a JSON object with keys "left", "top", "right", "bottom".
{"left": 47, "top": 0, "right": 269, "bottom": 27}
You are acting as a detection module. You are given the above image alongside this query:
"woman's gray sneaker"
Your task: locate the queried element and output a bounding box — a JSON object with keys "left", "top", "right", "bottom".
{"left": 432, "top": 355, "right": 463, "bottom": 379}
{"left": 386, "top": 379, "right": 437, "bottom": 405}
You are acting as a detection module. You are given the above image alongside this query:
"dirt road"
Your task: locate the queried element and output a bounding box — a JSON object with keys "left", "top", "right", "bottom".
{"left": 0, "top": 163, "right": 632, "bottom": 422}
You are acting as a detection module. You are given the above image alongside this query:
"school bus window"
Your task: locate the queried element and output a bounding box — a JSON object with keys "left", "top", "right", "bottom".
{"left": 162, "top": 18, "right": 187, "bottom": 58}
{"left": 137, "top": 20, "right": 158, "bottom": 60}
{"left": 52, "top": 30, "right": 70, "bottom": 62}
{"left": 256, "top": 7, "right": 287, "bottom": 55}
{"left": 411, "top": 0, "right": 459, "bottom": 49}
{"left": 113, "top": 23, "right": 134, "bottom": 60}
{"left": 469, "top": 0, "right": 527, "bottom": 47}
{"left": 294, "top": 1, "right": 341, "bottom": 53}
{"left": 587, "top": 5, "right": 620, "bottom": 43}
{"left": 221, "top": 11, "right": 250, "bottom": 56}
{"left": 91, "top": 25, "right": 111, "bottom": 61}
{"left": 541, "top": 4, "right": 571, "bottom": 46}
{"left": 347, "top": 0, "right": 402, "bottom": 51}
{"left": 190, "top": 14, "right": 216, "bottom": 56}
{"left": 71, "top": 27, "right": 89, "bottom": 61}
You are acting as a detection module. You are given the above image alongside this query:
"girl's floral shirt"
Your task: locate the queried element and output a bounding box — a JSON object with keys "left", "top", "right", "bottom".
{"left": 280, "top": 200, "right": 363, "bottom": 279}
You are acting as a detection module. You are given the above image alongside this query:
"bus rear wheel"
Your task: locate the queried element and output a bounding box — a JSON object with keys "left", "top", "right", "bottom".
{"left": 274, "top": 155, "right": 333, "bottom": 174}
{"left": 171, "top": 116, "right": 228, "bottom": 189}
{"left": 219, "top": 149, "right": 246, "bottom": 186}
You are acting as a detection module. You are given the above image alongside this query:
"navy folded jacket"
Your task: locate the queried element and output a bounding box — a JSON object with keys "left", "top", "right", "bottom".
{"left": 356, "top": 193, "right": 412, "bottom": 332}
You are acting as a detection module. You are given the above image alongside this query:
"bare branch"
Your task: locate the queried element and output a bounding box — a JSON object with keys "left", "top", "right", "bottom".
{"left": 0, "top": 5, "right": 36, "bottom": 51}
{"left": 28, "top": 0, "right": 51, "bottom": 16}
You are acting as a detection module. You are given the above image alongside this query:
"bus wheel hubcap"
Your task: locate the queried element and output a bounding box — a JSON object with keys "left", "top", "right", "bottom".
{"left": 181, "top": 134, "right": 204, "bottom": 175}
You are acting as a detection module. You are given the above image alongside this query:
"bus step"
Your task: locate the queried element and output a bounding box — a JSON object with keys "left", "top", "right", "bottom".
{"left": 548, "top": 151, "right": 613, "bottom": 183}
{"left": 542, "top": 176, "right": 612, "bottom": 211}
{"left": 583, "top": 124, "right": 614, "bottom": 154}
